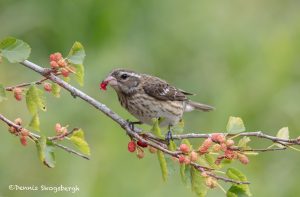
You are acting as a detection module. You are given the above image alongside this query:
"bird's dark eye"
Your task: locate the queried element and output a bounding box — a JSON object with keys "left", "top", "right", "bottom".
{"left": 120, "top": 73, "right": 129, "bottom": 80}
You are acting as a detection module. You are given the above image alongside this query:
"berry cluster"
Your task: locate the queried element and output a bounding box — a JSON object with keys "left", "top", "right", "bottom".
{"left": 196, "top": 133, "right": 249, "bottom": 165}
{"left": 8, "top": 118, "right": 29, "bottom": 146}
{"left": 177, "top": 144, "right": 199, "bottom": 165}
{"left": 127, "top": 139, "right": 157, "bottom": 159}
{"left": 49, "top": 52, "right": 74, "bottom": 77}
{"left": 126, "top": 133, "right": 249, "bottom": 189}
{"left": 55, "top": 123, "right": 68, "bottom": 139}
{"left": 127, "top": 133, "right": 249, "bottom": 166}
{"left": 173, "top": 134, "right": 249, "bottom": 187}
{"left": 177, "top": 143, "right": 220, "bottom": 188}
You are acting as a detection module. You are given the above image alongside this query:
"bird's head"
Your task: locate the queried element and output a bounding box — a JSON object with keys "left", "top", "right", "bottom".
{"left": 100, "top": 69, "right": 142, "bottom": 95}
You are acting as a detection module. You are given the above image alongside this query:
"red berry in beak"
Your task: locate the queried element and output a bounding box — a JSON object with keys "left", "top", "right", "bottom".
{"left": 100, "top": 81, "right": 108, "bottom": 90}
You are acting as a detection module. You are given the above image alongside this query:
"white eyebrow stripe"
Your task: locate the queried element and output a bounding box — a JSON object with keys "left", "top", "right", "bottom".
{"left": 120, "top": 72, "right": 141, "bottom": 78}
{"left": 131, "top": 73, "right": 141, "bottom": 78}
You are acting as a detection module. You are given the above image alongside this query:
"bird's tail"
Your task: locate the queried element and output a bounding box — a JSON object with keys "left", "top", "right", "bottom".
{"left": 185, "top": 101, "right": 215, "bottom": 112}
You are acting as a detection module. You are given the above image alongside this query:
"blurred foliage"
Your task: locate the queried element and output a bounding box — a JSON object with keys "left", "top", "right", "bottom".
{"left": 1, "top": 0, "right": 300, "bottom": 196}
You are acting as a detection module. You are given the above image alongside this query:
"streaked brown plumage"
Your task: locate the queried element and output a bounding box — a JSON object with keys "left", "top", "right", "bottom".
{"left": 101, "top": 69, "right": 214, "bottom": 127}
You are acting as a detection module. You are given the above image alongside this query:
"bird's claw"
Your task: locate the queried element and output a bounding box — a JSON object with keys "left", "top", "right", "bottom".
{"left": 127, "top": 120, "right": 142, "bottom": 131}
{"left": 165, "top": 130, "right": 173, "bottom": 145}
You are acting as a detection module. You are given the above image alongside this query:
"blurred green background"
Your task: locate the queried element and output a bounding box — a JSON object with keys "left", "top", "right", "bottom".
{"left": 1, "top": 0, "right": 300, "bottom": 196}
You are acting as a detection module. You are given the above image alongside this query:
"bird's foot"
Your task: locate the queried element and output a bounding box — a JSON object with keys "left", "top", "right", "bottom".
{"left": 127, "top": 120, "right": 142, "bottom": 131}
{"left": 165, "top": 130, "right": 173, "bottom": 145}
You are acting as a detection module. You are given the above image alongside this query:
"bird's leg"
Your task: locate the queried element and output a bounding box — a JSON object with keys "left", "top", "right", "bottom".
{"left": 127, "top": 120, "right": 142, "bottom": 131}
{"left": 165, "top": 125, "right": 173, "bottom": 145}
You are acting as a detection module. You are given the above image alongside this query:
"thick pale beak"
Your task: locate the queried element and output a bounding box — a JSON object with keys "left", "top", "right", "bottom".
{"left": 100, "top": 76, "right": 117, "bottom": 90}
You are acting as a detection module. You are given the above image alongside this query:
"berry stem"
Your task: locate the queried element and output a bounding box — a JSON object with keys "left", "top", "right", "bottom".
{"left": 5, "top": 78, "right": 49, "bottom": 91}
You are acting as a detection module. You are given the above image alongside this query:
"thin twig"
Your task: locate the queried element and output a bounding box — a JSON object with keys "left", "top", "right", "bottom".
{"left": 48, "top": 128, "right": 78, "bottom": 141}
{"left": 198, "top": 167, "right": 250, "bottom": 185}
{"left": 5, "top": 78, "right": 48, "bottom": 91}
{"left": 0, "top": 113, "right": 90, "bottom": 160}
{"left": 5, "top": 71, "right": 62, "bottom": 91}
{"left": 234, "top": 147, "right": 287, "bottom": 152}
{"left": 172, "top": 132, "right": 300, "bottom": 145}
{"left": 52, "top": 142, "right": 90, "bottom": 160}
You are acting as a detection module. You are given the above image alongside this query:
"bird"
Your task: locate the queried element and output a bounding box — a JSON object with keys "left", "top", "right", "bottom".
{"left": 100, "top": 68, "right": 214, "bottom": 140}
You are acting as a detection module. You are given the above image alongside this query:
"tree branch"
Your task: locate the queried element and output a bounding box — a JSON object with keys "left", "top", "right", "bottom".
{"left": 2, "top": 59, "right": 298, "bottom": 185}
{"left": 15, "top": 60, "right": 247, "bottom": 185}
{"left": 20, "top": 60, "right": 139, "bottom": 134}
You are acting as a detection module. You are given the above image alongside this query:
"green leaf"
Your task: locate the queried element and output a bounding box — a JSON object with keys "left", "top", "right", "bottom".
{"left": 157, "top": 150, "right": 168, "bottom": 182}
{"left": 276, "top": 127, "right": 289, "bottom": 139}
{"left": 238, "top": 137, "right": 251, "bottom": 150}
{"left": 0, "top": 37, "right": 31, "bottom": 63}
{"left": 36, "top": 136, "right": 56, "bottom": 168}
{"left": 29, "top": 113, "right": 40, "bottom": 131}
{"left": 221, "top": 158, "right": 233, "bottom": 165}
{"left": 227, "top": 185, "right": 248, "bottom": 197}
{"left": 0, "top": 84, "right": 7, "bottom": 102}
{"left": 168, "top": 140, "right": 177, "bottom": 151}
{"left": 26, "top": 85, "right": 46, "bottom": 115}
{"left": 226, "top": 116, "right": 246, "bottom": 134}
{"left": 51, "top": 83, "right": 61, "bottom": 98}
{"left": 243, "top": 152, "right": 259, "bottom": 156}
{"left": 165, "top": 156, "right": 177, "bottom": 175}
{"left": 275, "top": 127, "right": 289, "bottom": 148}
{"left": 172, "top": 119, "right": 185, "bottom": 134}
{"left": 190, "top": 167, "right": 208, "bottom": 197}
{"left": 72, "top": 64, "right": 84, "bottom": 86}
{"left": 67, "top": 41, "right": 85, "bottom": 65}
{"left": 226, "top": 168, "right": 251, "bottom": 196}
{"left": 70, "top": 129, "right": 90, "bottom": 155}
{"left": 44, "top": 140, "right": 56, "bottom": 168}
{"left": 204, "top": 154, "right": 220, "bottom": 169}
{"left": 36, "top": 137, "right": 45, "bottom": 162}
{"left": 197, "top": 153, "right": 221, "bottom": 169}
{"left": 151, "top": 118, "right": 169, "bottom": 181}
{"left": 180, "top": 164, "right": 191, "bottom": 187}
{"left": 151, "top": 118, "right": 163, "bottom": 138}
{"left": 165, "top": 141, "right": 177, "bottom": 176}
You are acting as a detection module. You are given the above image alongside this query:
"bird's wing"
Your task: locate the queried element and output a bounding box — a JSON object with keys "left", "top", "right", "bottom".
{"left": 142, "top": 76, "right": 192, "bottom": 101}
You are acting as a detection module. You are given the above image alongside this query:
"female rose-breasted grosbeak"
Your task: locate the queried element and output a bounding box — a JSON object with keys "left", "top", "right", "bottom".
{"left": 100, "top": 69, "right": 214, "bottom": 137}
